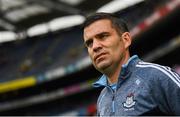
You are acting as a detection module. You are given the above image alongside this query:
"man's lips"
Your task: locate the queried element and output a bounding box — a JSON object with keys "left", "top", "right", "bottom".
{"left": 94, "top": 53, "right": 107, "bottom": 61}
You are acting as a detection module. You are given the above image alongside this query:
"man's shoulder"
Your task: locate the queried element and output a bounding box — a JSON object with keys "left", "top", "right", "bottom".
{"left": 97, "top": 87, "right": 108, "bottom": 103}
{"left": 134, "top": 61, "right": 179, "bottom": 82}
{"left": 135, "top": 61, "right": 170, "bottom": 74}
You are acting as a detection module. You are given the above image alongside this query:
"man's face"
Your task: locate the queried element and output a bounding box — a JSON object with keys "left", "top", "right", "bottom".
{"left": 83, "top": 19, "right": 127, "bottom": 73}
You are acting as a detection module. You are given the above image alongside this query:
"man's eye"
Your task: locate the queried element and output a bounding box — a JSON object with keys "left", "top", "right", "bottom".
{"left": 85, "top": 40, "right": 93, "bottom": 47}
{"left": 99, "top": 33, "right": 109, "bottom": 39}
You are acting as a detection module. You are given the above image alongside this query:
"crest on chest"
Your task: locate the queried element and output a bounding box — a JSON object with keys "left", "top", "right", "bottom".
{"left": 123, "top": 93, "right": 136, "bottom": 111}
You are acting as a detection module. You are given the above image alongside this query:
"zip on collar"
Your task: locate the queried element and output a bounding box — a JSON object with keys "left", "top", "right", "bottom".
{"left": 93, "top": 55, "right": 139, "bottom": 88}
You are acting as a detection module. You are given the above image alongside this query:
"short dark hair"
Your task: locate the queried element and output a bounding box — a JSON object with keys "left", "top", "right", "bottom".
{"left": 83, "top": 12, "right": 129, "bottom": 34}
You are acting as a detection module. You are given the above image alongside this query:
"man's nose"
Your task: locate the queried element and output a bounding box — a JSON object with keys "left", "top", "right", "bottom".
{"left": 92, "top": 40, "right": 102, "bottom": 52}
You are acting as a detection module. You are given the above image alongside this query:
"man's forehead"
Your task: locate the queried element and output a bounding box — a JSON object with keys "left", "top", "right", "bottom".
{"left": 84, "top": 19, "right": 113, "bottom": 38}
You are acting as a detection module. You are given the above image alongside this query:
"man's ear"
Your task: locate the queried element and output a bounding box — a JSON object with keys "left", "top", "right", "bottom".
{"left": 121, "top": 32, "right": 132, "bottom": 49}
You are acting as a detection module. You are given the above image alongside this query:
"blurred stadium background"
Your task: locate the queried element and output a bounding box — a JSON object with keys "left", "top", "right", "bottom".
{"left": 0, "top": 0, "right": 179, "bottom": 116}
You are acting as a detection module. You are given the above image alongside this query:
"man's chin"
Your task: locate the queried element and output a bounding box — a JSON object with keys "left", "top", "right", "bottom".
{"left": 96, "top": 63, "right": 110, "bottom": 72}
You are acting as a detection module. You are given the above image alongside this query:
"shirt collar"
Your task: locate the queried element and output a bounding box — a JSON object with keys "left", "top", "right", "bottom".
{"left": 93, "top": 55, "right": 139, "bottom": 87}
{"left": 93, "top": 74, "right": 108, "bottom": 87}
{"left": 121, "top": 55, "right": 138, "bottom": 76}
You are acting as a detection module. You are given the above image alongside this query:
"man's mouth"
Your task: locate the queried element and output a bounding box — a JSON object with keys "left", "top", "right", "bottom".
{"left": 94, "top": 53, "right": 107, "bottom": 61}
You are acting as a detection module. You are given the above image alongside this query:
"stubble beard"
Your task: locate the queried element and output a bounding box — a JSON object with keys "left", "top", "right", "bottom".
{"left": 94, "top": 58, "right": 112, "bottom": 74}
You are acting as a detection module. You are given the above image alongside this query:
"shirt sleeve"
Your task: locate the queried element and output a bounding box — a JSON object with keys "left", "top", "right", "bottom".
{"left": 152, "top": 66, "right": 180, "bottom": 115}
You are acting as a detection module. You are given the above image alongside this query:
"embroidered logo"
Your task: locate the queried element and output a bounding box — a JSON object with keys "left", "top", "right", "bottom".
{"left": 123, "top": 93, "right": 136, "bottom": 110}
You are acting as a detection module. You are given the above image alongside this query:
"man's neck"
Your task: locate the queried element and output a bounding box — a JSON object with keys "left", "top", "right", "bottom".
{"left": 107, "top": 69, "right": 120, "bottom": 84}
{"left": 107, "top": 52, "right": 130, "bottom": 85}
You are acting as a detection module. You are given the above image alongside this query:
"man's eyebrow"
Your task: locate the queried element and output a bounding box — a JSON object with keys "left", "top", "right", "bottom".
{"left": 95, "top": 32, "right": 110, "bottom": 38}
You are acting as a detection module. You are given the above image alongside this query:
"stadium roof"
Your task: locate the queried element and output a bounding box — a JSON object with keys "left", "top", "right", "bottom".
{"left": 0, "top": 0, "right": 144, "bottom": 43}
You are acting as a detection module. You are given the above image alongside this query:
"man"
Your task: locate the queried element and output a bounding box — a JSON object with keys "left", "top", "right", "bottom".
{"left": 83, "top": 12, "right": 180, "bottom": 116}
